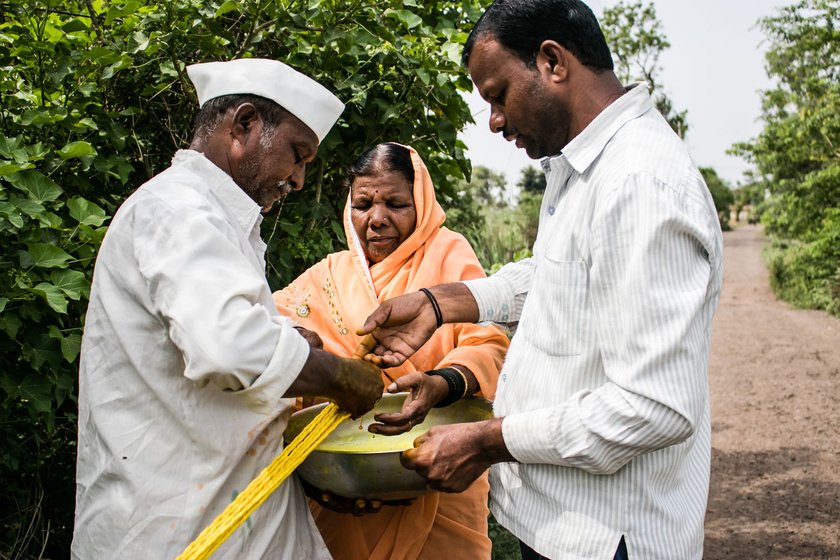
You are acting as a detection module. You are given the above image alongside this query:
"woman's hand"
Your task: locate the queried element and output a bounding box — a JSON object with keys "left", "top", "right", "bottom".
{"left": 368, "top": 371, "right": 449, "bottom": 436}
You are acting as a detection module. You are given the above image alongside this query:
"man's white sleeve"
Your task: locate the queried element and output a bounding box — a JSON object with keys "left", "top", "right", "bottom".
{"left": 462, "top": 258, "right": 535, "bottom": 323}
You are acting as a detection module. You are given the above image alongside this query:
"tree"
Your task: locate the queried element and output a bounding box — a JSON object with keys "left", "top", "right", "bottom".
{"left": 732, "top": 180, "right": 767, "bottom": 223}
{"left": 600, "top": 1, "right": 688, "bottom": 138}
{"left": 516, "top": 165, "right": 546, "bottom": 194}
{"left": 731, "top": 0, "right": 840, "bottom": 316}
{"left": 459, "top": 165, "right": 508, "bottom": 207}
{"left": 733, "top": 0, "right": 839, "bottom": 240}
{"left": 0, "top": 1, "right": 481, "bottom": 556}
{"left": 699, "top": 166, "right": 735, "bottom": 230}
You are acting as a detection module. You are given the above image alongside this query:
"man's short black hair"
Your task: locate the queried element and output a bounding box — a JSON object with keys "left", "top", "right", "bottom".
{"left": 462, "top": 0, "right": 614, "bottom": 71}
{"left": 191, "top": 94, "right": 290, "bottom": 142}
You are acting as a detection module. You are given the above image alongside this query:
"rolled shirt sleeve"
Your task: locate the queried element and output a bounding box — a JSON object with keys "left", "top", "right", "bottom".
{"left": 501, "top": 172, "right": 719, "bottom": 474}
{"left": 463, "top": 257, "right": 535, "bottom": 324}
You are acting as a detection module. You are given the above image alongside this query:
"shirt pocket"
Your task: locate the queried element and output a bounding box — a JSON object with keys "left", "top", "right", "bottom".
{"left": 524, "top": 257, "right": 588, "bottom": 356}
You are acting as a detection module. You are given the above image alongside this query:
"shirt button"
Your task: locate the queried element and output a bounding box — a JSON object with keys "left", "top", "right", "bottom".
{"left": 548, "top": 206, "right": 555, "bottom": 215}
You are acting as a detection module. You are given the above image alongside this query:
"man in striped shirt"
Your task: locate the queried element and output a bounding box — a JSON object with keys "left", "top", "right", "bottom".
{"left": 357, "top": 1, "right": 723, "bottom": 558}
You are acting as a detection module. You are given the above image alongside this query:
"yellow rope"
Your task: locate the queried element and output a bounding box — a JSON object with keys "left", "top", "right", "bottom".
{"left": 176, "top": 403, "right": 350, "bottom": 560}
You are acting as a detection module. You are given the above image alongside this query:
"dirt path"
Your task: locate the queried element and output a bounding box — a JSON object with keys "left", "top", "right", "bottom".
{"left": 704, "top": 224, "right": 840, "bottom": 559}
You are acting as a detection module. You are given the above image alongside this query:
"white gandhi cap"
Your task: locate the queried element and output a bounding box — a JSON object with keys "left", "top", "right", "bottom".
{"left": 186, "top": 58, "right": 345, "bottom": 143}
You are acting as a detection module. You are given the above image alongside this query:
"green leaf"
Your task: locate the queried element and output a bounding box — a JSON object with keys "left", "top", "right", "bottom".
{"left": 0, "top": 297, "right": 8, "bottom": 313}
{"left": 0, "top": 201, "right": 25, "bottom": 229}
{"left": 442, "top": 41, "right": 461, "bottom": 65}
{"left": 215, "top": 0, "right": 238, "bottom": 16}
{"left": 416, "top": 67, "right": 431, "bottom": 86}
{"left": 62, "top": 19, "right": 90, "bottom": 33}
{"left": 385, "top": 9, "right": 423, "bottom": 29}
{"left": 10, "top": 196, "right": 46, "bottom": 219}
{"left": 22, "top": 243, "right": 73, "bottom": 269}
{"left": 31, "top": 282, "right": 68, "bottom": 313}
{"left": 58, "top": 141, "right": 97, "bottom": 160}
{"left": 49, "top": 325, "right": 83, "bottom": 362}
{"left": 1, "top": 313, "right": 22, "bottom": 338}
{"left": 73, "top": 118, "right": 100, "bottom": 130}
{"left": 0, "top": 135, "right": 23, "bottom": 158}
{"left": 16, "top": 373, "right": 55, "bottom": 415}
{"left": 20, "top": 107, "right": 68, "bottom": 126}
{"left": 36, "top": 211, "right": 64, "bottom": 228}
{"left": 67, "top": 197, "right": 107, "bottom": 226}
{"left": 0, "top": 160, "right": 34, "bottom": 175}
{"left": 60, "top": 333, "right": 82, "bottom": 363}
{"left": 7, "top": 170, "right": 62, "bottom": 203}
{"left": 50, "top": 269, "right": 89, "bottom": 300}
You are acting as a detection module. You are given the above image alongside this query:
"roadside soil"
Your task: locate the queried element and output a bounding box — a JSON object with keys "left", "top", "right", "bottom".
{"left": 704, "top": 224, "right": 840, "bottom": 559}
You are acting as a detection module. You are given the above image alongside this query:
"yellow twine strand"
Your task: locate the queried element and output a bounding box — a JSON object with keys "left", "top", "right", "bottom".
{"left": 176, "top": 403, "right": 350, "bottom": 560}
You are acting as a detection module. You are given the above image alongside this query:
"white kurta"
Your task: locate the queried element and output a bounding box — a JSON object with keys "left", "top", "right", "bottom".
{"left": 72, "top": 150, "right": 330, "bottom": 559}
{"left": 464, "top": 84, "right": 723, "bottom": 559}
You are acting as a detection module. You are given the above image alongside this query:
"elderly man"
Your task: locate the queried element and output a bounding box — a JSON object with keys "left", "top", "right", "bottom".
{"left": 72, "top": 59, "right": 382, "bottom": 559}
{"left": 356, "top": 1, "right": 723, "bottom": 559}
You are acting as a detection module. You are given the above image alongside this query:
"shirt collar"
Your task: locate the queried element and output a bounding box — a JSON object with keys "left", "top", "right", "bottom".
{"left": 541, "top": 82, "right": 653, "bottom": 177}
{"left": 171, "top": 149, "right": 263, "bottom": 233}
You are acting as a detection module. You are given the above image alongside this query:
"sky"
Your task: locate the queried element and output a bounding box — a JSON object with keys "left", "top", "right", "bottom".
{"left": 459, "top": 0, "right": 791, "bottom": 194}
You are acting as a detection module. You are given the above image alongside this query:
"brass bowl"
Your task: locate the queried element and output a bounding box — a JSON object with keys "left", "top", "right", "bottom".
{"left": 284, "top": 393, "right": 493, "bottom": 500}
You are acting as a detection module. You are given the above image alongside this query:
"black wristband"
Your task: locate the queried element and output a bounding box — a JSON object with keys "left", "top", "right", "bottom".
{"left": 426, "top": 367, "right": 466, "bottom": 407}
{"left": 419, "top": 288, "right": 443, "bottom": 328}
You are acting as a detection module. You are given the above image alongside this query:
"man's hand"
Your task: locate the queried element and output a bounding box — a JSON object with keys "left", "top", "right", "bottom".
{"left": 294, "top": 326, "right": 323, "bottom": 349}
{"left": 288, "top": 349, "right": 383, "bottom": 418}
{"left": 368, "top": 372, "right": 449, "bottom": 436}
{"left": 355, "top": 292, "right": 440, "bottom": 368}
{"left": 399, "top": 418, "right": 514, "bottom": 493}
{"left": 356, "top": 283, "right": 480, "bottom": 368}
{"left": 330, "top": 356, "right": 384, "bottom": 418}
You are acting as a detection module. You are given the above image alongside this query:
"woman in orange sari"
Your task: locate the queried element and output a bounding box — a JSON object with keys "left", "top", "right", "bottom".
{"left": 273, "top": 143, "right": 508, "bottom": 560}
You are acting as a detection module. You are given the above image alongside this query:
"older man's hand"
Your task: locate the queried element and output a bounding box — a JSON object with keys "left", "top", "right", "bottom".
{"left": 331, "top": 356, "right": 383, "bottom": 418}
{"left": 294, "top": 326, "right": 323, "bottom": 349}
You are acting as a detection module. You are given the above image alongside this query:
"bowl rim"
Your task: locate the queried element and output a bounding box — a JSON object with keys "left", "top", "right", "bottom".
{"left": 284, "top": 393, "right": 493, "bottom": 456}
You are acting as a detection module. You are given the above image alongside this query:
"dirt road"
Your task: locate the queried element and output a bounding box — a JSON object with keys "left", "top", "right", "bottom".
{"left": 704, "top": 224, "right": 840, "bottom": 559}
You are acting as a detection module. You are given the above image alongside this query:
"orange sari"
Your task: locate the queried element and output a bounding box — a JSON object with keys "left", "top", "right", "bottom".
{"left": 273, "top": 146, "right": 508, "bottom": 560}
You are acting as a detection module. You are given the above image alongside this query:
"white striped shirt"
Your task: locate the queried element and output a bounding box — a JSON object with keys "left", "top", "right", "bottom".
{"left": 464, "top": 84, "right": 723, "bottom": 559}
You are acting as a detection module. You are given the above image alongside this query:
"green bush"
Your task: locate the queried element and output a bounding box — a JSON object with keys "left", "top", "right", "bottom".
{"left": 766, "top": 209, "right": 840, "bottom": 316}
{"left": 489, "top": 513, "right": 520, "bottom": 560}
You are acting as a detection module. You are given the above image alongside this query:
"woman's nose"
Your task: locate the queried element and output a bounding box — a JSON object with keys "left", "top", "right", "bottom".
{"left": 369, "top": 206, "right": 388, "bottom": 227}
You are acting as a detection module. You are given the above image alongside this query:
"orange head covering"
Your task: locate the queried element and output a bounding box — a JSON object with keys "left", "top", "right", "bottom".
{"left": 343, "top": 143, "right": 445, "bottom": 301}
